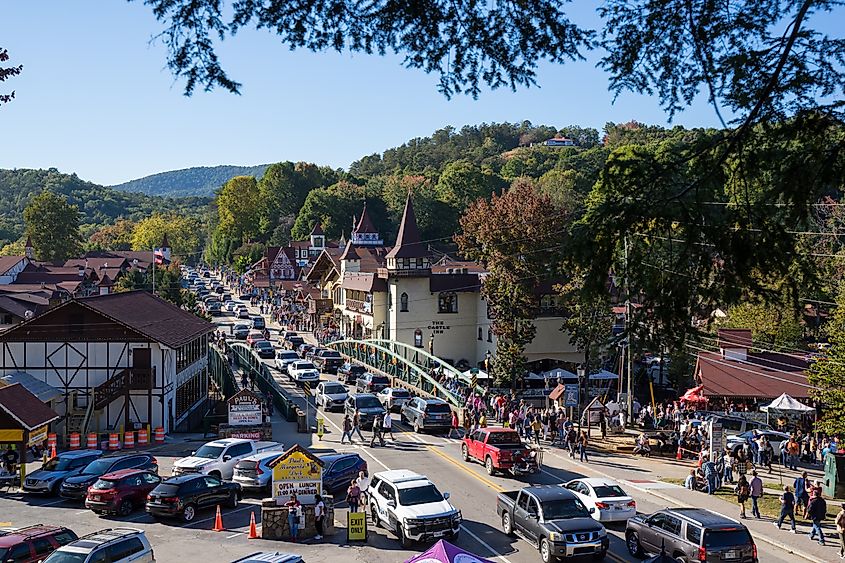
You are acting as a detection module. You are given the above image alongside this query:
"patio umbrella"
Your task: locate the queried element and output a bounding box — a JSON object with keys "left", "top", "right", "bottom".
{"left": 404, "top": 540, "right": 494, "bottom": 563}
{"left": 681, "top": 385, "right": 708, "bottom": 404}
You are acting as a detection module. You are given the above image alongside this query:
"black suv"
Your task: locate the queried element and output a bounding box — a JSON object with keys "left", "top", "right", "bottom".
{"left": 344, "top": 393, "right": 387, "bottom": 429}
{"left": 355, "top": 372, "right": 390, "bottom": 393}
{"left": 400, "top": 397, "right": 453, "bottom": 433}
{"left": 626, "top": 508, "right": 757, "bottom": 562}
{"left": 313, "top": 349, "right": 344, "bottom": 374}
{"left": 338, "top": 362, "right": 366, "bottom": 385}
{"left": 60, "top": 453, "right": 158, "bottom": 501}
{"left": 146, "top": 474, "right": 242, "bottom": 522}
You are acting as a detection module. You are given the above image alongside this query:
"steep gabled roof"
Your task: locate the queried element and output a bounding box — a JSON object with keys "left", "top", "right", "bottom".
{"left": 310, "top": 222, "right": 324, "bottom": 236}
{"left": 354, "top": 203, "right": 378, "bottom": 234}
{"left": 386, "top": 192, "right": 427, "bottom": 259}
{"left": 160, "top": 234, "right": 170, "bottom": 249}
{"left": 0, "top": 383, "right": 60, "bottom": 430}
{"left": 339, "top": 240, "right": 361, "bottom": 261}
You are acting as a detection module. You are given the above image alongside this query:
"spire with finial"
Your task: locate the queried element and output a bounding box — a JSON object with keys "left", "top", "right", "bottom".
{"left": 24, "top": 236, "right": 34, "bottom": 260}
{"left": 386, "top": 190, "right": 428, "bottom": 263}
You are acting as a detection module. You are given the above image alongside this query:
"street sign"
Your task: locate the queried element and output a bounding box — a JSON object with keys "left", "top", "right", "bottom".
{"left": 709, "top": 422, "right": 724, "bottom": 461}
{"left": 316, "top": 417, "right": 324, "bottom": 440}
{"left": 269, "top": 444, "right": 324, "bottom": 504}
{"left": 564, "top": 384, "right": 579, "bottom": 408}
{"left": 347, "top": 510, "right": 367, "bottom": 541}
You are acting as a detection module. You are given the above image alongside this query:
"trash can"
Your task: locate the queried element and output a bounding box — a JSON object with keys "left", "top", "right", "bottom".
{"left": 823, "top": 453, "right": 845, "bottom": 499}
{"left": 296, "top": 408, "right": 308, "bottom": 433}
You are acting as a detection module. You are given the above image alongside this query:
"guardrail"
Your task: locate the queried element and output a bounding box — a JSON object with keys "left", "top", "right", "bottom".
{"left": 228, "top": 342, "right": 299, "bottom": 422}
{"left": 326, "top": 339, "right": 476, "bottom": 409}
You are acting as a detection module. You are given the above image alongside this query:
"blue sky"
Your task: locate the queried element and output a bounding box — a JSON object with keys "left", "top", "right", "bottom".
{"left": 0, "top": 1, "right": 725, "bottom": 186}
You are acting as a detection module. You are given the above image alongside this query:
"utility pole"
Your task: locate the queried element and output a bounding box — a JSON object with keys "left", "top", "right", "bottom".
{"left": 624, "top": 236, "right": 634, "bottom": 422}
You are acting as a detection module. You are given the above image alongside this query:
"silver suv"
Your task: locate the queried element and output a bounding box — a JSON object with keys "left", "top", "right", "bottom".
{"left": 626, "top": 508, "right": 757, "bottom": 562}
{"left": 42, "top": 528, "right": 154, "bottom": 563}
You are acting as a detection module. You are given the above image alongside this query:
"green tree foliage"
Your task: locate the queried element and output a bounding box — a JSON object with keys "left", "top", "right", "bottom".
{"left": 88, "top": 219, "right": 136, "bottom": 251}
{"left": 114, "top": 264, "right": 185, "bottom": 306}
{"left": 808, "top": 289, "right": 845, "bottom": 435}
{"left": 131, "top": 213, "right": 203, "bottom": 259}
{"left": 291, "top": 180, "right": 386, "bottom": 240}
{"left": 0, "top": 47, "right": 22, "bottom": 105}
{"left": 23, "top": 191, "right": 83, "bottom": 262}
{"left": 258, "top": 162, "right": 338, "bottom": 236}
{"left": 720, "top": 300, "right": 803, "bottom": 350}
{"left": 217, "top": 175, "right": 261, "bottom": 242}
{"left": 232, "top": 242, "right": 266, "bottom": 274}
{"left": 556, "top": 270, "right": 613, "bottom": 374}
{"left": 457, "top": 179, "right": 569, "bottom": 387}
{"left": 380, "top": 175, "right": 458, "bottom": 244}
{"left": 435, "top": 160, "right": 499, "bottom": 208}
{"left": 111, "top": 164, "right": 271, "bottom": 197}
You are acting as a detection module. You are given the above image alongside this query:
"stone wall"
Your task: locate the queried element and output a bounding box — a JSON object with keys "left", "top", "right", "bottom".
{"left": 260, "top": 497, "right": 335, "bottom": 540}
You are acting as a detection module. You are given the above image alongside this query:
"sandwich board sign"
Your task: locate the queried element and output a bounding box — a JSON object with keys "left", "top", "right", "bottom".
{"left": 347, "top": 511, "right": 367, "bottom": 541}
{"left": 267, "top": 444, "right": 324, "bottom": 504}
{"left": 227, "top": 388, "right": 263, "bottom": 426}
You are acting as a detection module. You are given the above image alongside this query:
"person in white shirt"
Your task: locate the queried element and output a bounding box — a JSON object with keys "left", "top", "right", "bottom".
{"left": 355, "top": 469, "right": 370, "bottom": 505}
{"left": 382, "top": 411, "right": 394, "bottom": 441}
{"left": 313, "top": 493, "right": 326, "bottom": 540}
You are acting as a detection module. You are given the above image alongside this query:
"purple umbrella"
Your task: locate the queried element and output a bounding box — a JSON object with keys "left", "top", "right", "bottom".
{"left": 404, "top": 540, "right": 495, "bottom": 563}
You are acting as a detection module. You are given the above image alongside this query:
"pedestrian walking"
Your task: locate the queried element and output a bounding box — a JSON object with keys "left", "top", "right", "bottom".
{"left": 805, "top": 491, "right": 828, "bottom": 545}
{"left": 314, "top": 494, "right": 326, "bottom": 540}
{"left": 531, "top": 417, "right": 542, "bottom": 445}
{"left": 382, "top": 411, "right": 393, "bottom": 441}
{"left": 578, "top": 431, "right": 589, "bottom": 463}
{"left": 370, "top": 414, "right": 385, "bottom": 447}
{"left": 352, "top": 410, "right": 365, "bottom": 441}
{"left": 835, "top": 502, "right": 845, "bottom": 558}
{"left": 346, "top": 480, "right": 361, "bottom": 513}
{"left": 749, "top": 471, "right": 763, "bottom": 518}
{"left": 774, "top": 485, "right": 797, "bottom": 532}
{"left": 284, "top": 494, "right": 302, "bottom": 542}
{"left": 355, "top": 470, "right": 370, "bottom": 506}
{"left": 735, "top": 475, "right": 750, "bottom": 518}
{"left": 341, "top": 414, "right": 354, "bottom": 444}
{"left": 794, "top": 471, "right": 810, "bottom": 511}
{"left": 449, "top": 410, "right": 461, "bottom": 439}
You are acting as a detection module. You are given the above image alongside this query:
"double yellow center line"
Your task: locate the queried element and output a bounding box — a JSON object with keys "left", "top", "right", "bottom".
{"left": 425, "top": 445, "right": 506, "bottom": 492}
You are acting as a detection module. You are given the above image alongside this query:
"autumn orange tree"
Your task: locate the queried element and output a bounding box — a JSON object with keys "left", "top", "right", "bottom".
{"left": 456, "top": 179, "right": 570, "bottom": 387}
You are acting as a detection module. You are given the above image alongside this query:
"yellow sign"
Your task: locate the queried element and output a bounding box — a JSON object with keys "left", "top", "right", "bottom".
{"left": 347, "top": 510, "right": 367, "bottom": 541}
{"left": 28, "top": 425, "right": 48, "bottom": 446}
{"left": 316, "top": 417, "right": 324, "bottom": 440}
{"left": 0, "top": 429, "right": 24, "bottom": 442}
{"left": 271, "top": 450, "right": 322, "bottom": 482}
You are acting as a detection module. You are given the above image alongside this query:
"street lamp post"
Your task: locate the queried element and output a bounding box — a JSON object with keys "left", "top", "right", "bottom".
{"left": 577, "top": 366, "right": 586, "bottom": 435}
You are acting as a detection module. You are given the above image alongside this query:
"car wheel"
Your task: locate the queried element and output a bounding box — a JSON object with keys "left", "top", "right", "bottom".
{"left": 228, "top": 492, "right": 238, "bottom": 508}
{"left": 485, "top": 456, "right": 496, "bottom": 475}
{"left": 626, "top": 531, "right": 644, "bottom": 557}
{"left": 413, "top": 420, "right": 421, "bottom": 433}
{"left": 540, "top": 537, "right": 553, "bottom": 563}
{"left": 371, "top": 504, "right": 381, "bottom": 527}
{"left": 502, "top": 512, "right": 514, "bottom": 537}
{"left": 673, "top": 558, "right": 688, "bottom": 563}
{"left": 117, "top": 499, "right": 133, "bottom": 516}
{"left": 461, "top": 444, "right": 470, "bottom": 462}
{"left": 182, "top": 504, "right": 197, "bottom": 522}
{"left": 398, "top": 526, "right": 412, "bottom": 548}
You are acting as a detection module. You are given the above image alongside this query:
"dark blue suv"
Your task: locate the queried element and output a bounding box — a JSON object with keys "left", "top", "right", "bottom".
{"left": 318, "top": 453, "right": 367, "bottom": 499}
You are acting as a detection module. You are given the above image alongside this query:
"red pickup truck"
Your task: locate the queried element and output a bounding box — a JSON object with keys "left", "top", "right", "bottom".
{"left": 461, "top": 427, "right": 538, "bottom": 476}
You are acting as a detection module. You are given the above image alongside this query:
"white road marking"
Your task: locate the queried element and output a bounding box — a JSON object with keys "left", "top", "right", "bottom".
{"left": 459, "top": 524, "right": 514, "bottom": 563}
{"left": 225, "top": 532, "right": 243, "bottom": 539}
{"left": 183, "top": 504, "right": 257, "bottom": 528}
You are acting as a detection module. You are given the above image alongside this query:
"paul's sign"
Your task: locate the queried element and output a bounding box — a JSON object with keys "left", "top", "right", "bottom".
{"left": 268, "top": 444, "right": 324, "bottom": 504}
{"left": 227, "top": 389, "right": 263, "bottom": 426}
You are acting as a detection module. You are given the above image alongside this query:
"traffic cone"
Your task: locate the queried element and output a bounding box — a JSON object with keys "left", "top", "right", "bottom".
{"left": 50, "top": 443, "right": 57, "bottom": 459}
{"left": 676, "top": 446, "right": 682, "bottom": 460}
{"left": 247, "top": 511, "right": 258, "bottom": 539}
{"left": 212, "top": 505, "right": 224, "bottom": 532}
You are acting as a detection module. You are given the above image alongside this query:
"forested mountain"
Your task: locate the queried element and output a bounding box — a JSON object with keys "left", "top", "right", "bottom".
{"left": 111, "top": 164, "right": 271, "bottom": 197}
{"left": 0, "top": 168, "right": 210, "bottom": 248}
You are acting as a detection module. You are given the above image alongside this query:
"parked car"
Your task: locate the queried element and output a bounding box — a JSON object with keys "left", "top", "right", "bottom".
{"left": 727, "top": 429, "right": 790, "bottom": 459}
{"left": 315, "top": 381, "right": 349, "bottom": 412}
{"left": 42, "top": 528, "right": 154, "bottom": 563}
{"left": 344, "top": 393, "right": 387, "bottom": 429}
{"left": 368, "top": 469, "right": 461, "bottom": 547}
{"left": 0, "top": 525, "right": 77, "bottom": 563}
{"left": 400, "top": 397, "right": 452, "bottom": 434}
{"left": 705, "top": 415, "right": 772, "bottom": 438}
{"left": 562, "top": 478, "right": 636, "bottom": 522}
{"left": 297, "top": 343, "right": 315, "bottom": 359}
{"left": 275, "top": 350, "right": 300, "bottom": 371}
{"left": 288, "top": 361, "right": 320, "bottom": 387}
{"left": 312, "top": 349, "right": 343, "bottom": 373}
{"left": 172, "top": 438, "right": 280, "bottom": 480}
{"left": 376, "top": 387, "right": 412, "bottom": 412}
{"left": 237, "top": 306, "right": 251, "bottom": 319}
{"left": 318, "top": 453, "right": 368, "bottom": 498}
{"left": 254, "top": 340, "right": 275, "bottom": 359}
{"left": 338, "top": 362, "right": 367, "bottom": 385}
{"left": 246, "top": 331, "right": 265, "bottom": 346}
{"left": 497, "top": 485, "right": 608, "bottom": 562}
{"left": 284, "top": 336, "right": 305, "bottom": 350}
{"left": 251, "top": 316, "right": 266, "bottom": 330}
{"left": 60, "top": 453, "right": 158, "bottom": 501}
{"left": 233, "top": 324, "right": 250, "bottom": 339}
{"left": 24, "top": 450, "right": 104, "bottom": 495}
{"left": 355, "top": 372, "right": 390, "bottom": 394}
{"left": 626, "top": 507, "right": 758, "bottom": 562}
{"left": 146, "top": 474, "right": 242, "bottom": 522}
{"left": 85, "top": 469, "right": 162, "bottom": 516}
{"left": 232, "top": 449, "right": 286, "bottom": 494}
{"left": 462, "top": 427, "right": 536, "bottom": 476}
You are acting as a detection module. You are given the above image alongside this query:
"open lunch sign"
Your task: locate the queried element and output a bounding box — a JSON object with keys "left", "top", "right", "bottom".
{"left": 268, "top": 445, "right": 324, "bottom": 504}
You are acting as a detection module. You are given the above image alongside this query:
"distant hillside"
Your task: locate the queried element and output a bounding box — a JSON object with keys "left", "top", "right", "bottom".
{"left": 111, "top": 164, "right": 271, "bottom": 197}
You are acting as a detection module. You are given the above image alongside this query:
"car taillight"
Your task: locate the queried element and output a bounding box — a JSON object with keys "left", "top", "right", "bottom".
{"left": 752, "top": 543, "right": 757, "bottom": 561}
{"left": 627, "top": 500, "right": 637, "bottom": 508}
{"left": 150, "top": 457, "right": 158, "bottom": 466}
{"left": 163, "top": 496, "right": 179, "bottom": 504}
{"left": 147, "top": 494, "right": 153, "bottom": 500}
{"left": 595, "top": 502, "right": 610, "bottom": 509}
{"left": 256, "top": 468, "right": 264, "bottom": 475}
{"left": 698, "top": 546, "right": 706, "bottom": 562}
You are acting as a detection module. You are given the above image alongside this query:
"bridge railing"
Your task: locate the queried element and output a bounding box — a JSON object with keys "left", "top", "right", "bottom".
{"left": 229, "top": 342, "right": 299, "bottom": 422}
{"left": 327, "top": 339, "right": 474, "bottom": 409}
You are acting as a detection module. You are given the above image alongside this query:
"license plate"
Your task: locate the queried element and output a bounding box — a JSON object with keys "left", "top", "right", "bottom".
{"left": 725, "top": 550, "right": 738, "bottom": 559}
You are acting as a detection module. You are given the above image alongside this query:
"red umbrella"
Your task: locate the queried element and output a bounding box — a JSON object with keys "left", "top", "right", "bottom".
{"left": 681, "top": 385, "right": 708, "bottom": 404}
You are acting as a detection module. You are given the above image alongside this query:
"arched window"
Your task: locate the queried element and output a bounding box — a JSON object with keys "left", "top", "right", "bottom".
{"left": 438, "top": 291, "right": 458, "bottom": 313}
{"left": 487, "top": 329, "right": 493, "bottom": 342}
{"left": 400, "top": 292, "right": 409, "bottom": 312}
{"left": 478, "top": 327, "right": 483, "bottom": 340}
{"left": 414, "top": 328, "right": 423, "bottom": 347}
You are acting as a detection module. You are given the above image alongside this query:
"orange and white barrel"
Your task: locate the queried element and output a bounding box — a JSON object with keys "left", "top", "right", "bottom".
{"left": 47, "top": 433, "right": 57, "bottom": 449}
{"left": 137, "top": 428, "right": 149, "bottom": 447}
{"left": 87, "top": 432, "right": 97, "bottom": 449}
{"left": 68, "top": 432, "right": 80, "bottom": 449}
{"left": 108, "top": 433, "right": 120, "bottom": 450}
{"left": 123, "top": 431, "right": 134, "bottom": 449}
{"left": 154, "top": 427, "right": 165, "bottom": 444}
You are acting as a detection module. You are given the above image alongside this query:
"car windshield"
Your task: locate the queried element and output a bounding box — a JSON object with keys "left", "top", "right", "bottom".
{"left": 81, "top": 458, "right": 116, "bottom": 475}
{"left": 256, "top": 341, "right": 272, "bottom": 349}
{"left": 154, "top": 483, "right": 180, "bottom": 495}
{"left": 704, "top": 529, "right": 752, "bottom": 547}
{"left": 42, "top": 457, "right": 75, "bottom": 471}
{"left": 296, "top": 362, "right": 316, "bottom": 370}
{"left": 279, "top": 352, "right": 298, "bottom": 358}
{"left": 391, "top": 389, "right": 410, "bottom": 398}
{"left": 356, "top": 396, "right": 382, "bottom": 409}
{"left": 425, "top": 403, "right": 452, "bottom": 414}
{"left": 487, "top": 432, "right": 522, "bottom": 445}
{"left": 41, "top": 551, "right": 88, "bottom": 563}
{"left": 371, "top": 375, "right": 390, "bottom": 384}
{"left": 194, "top": 445, "right": 224, "bottom": 459}
{"left": 541, "top": 498, "right": 591, "bottom": 519}
{"left": 91, "top": 478, "right": 118, "bottom": 490}
{"left": 398, "top": 484, "right": 444, "bottom": 506}
{"left": 592, "top": 485, "right": 627, "bottom": 497}
{"left": 322, "top": 351, "right": 341, "bottom": 358}
{"left": 323, "top": 384, "right": 346, "bottom": 394}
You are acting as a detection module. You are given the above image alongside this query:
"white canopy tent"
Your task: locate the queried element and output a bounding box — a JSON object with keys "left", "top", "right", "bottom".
{"left": 540, "top": 367, "right": 578, "bottom": 380}
{"left": 760, "top": 393, "right": 815, "bottom": 414}
{"left": 462, "top": 369, "right": 491, "bottom": 380}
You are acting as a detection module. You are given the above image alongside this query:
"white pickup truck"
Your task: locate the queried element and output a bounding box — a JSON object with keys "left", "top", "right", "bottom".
{"left": 172, "top": 438, "right": 280, "bottom": 480}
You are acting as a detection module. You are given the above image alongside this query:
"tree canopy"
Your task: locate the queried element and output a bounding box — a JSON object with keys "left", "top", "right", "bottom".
{"left": 0, "top": 47, "right": 22, "bottom": 105}
{"left": 23, "top": 191, "right": 83, "bottom": 262}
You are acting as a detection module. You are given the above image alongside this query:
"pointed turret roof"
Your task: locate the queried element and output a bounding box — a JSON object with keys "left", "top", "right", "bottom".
{"left": 354, "top": 203, "right": 378, "bottom": 234}
{"left": 386, "top": 192, "right": 427, "bottom": 259}
{"left": 339, "top": 240, "right": 360, "bottom": 261}
{"left": 25, "top": 236, "right": 32, "bottom": 248}
{"left": 310, "top": 222, "right": 324, "bottom": 236}
{"left": 160, "top": 234, "right": 170, "bottom": 249}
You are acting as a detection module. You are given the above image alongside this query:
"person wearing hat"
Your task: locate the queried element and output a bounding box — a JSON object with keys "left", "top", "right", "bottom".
{"left": 836, "top": 502, "right": 845, "bottom": 558}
